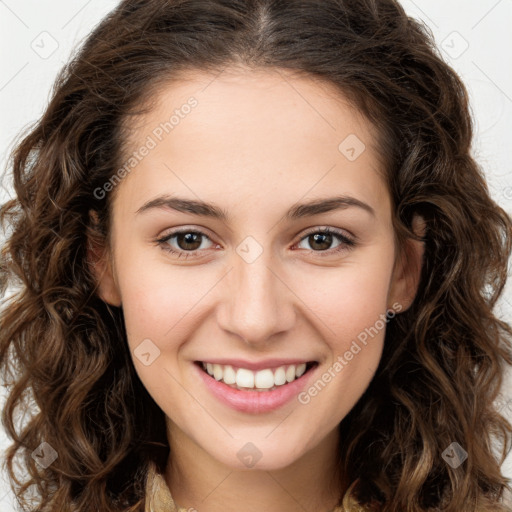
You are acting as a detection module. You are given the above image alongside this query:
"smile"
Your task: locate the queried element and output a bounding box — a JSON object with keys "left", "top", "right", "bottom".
{"left": 194, "top": 360, "right": 319, "bottom": 414}
{"left": 198, "top": 361, "right": 316, "bottom": 391}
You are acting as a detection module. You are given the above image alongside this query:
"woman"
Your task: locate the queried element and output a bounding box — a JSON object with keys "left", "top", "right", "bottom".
{"left": 1, "top": 0, "right": 511, "bottom": 510}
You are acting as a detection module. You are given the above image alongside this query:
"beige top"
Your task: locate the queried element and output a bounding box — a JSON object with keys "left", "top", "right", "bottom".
{"left": 144, "top": 460, "right": 371, "bottom": 512}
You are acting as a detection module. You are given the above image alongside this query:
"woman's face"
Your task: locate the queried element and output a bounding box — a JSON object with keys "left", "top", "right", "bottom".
{"left": 91, "top": 67, "right": 422, "bottom": 471}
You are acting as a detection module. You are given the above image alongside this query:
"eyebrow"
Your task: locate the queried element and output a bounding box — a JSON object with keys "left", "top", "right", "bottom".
{"left": 135, "top": 194, "right": 376, "bottom": 220}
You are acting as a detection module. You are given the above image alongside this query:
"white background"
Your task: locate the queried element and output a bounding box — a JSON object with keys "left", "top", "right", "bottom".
{"left": 1, "top": 0, "right": 511, "bottom": 509}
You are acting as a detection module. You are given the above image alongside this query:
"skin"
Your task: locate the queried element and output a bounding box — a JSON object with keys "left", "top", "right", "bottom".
{"left": 89, "top": 67, "right": 424, "bottom": 512}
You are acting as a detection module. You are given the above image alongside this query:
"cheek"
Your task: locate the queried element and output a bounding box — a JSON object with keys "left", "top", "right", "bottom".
{"left": 116, "top": 263, "right": 201, "bottom": 396}
{"left": 295, "top": 269, "right": 390, "bottom": 417}
{"left": 293, "top": 253, "right": 394, "bottom": 403}
{"left": 296, "top": 261, "right": 393, "bottom": 344}
{"left": 116, "top": 249, "right": 210, "bottom": 344}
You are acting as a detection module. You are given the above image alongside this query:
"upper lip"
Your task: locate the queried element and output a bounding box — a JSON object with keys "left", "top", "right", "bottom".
{"left": 196, "top": 358, "right": 317, "bottom": 371}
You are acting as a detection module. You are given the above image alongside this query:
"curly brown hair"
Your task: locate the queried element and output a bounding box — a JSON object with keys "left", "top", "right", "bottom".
{"left": 1, "top": 0, "right": 512, "bottom": 510}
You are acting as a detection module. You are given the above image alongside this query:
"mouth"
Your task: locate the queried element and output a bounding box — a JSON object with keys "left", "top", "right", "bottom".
{"left": 194, "top": 360, "right": 318, "bottom": 392}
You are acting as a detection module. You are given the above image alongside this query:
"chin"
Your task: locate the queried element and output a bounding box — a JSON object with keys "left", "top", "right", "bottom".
{"left": 206, "top": 436, "right": 310, "bottom": 472}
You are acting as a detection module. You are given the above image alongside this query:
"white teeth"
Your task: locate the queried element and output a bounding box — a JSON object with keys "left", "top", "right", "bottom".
{"left": 285, "top": 365, "right": 296, "bottom": 382}
{"left": 254, "top": 369, "right": 274, "bottom": 389}
{"left": 223, "top": 365, "right": 236, "bottom": 385}
{"left": 236, "top": 368, "right": 254, "bottom": 388}
{"left": 274, "top": 367, "right": 286, "bottom": 386}
{"left": 201, "top": 362, "right": 313, "bottom": 390}
{"left": 213, "top": 364, "right": 223, "bottom": 381}
{"left": 295, "top": 363, "right": 306, "bottom": 378}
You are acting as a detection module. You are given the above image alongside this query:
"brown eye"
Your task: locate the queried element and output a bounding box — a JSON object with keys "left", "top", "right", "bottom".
{"left": 306, "top": 232, "right": 334, "bottom": 251}
{"left": 295, "top": 227, "right": 356, "bottom": 257}
{"left": 156, "top": 229, "right": 215, "bottom": 258}
{"left": 174, "top": 232, "right": 203, "bottom": 251}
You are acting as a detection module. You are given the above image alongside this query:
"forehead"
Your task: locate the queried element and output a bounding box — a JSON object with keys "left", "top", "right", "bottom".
{"left": 113, "top": 67, "right": 390, "bottom": 219}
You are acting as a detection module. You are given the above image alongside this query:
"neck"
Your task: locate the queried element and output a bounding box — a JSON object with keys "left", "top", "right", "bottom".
{"left": 164, "top": 421, "right": 345, "bottom": 512}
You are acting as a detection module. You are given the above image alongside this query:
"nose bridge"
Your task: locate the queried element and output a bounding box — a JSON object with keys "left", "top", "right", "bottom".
{"left": 218, "top": 246, "right": 294, "bottom": 345}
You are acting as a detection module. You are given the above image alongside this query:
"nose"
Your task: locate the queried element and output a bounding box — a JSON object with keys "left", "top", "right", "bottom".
{"left": 216, "top": 250, "right": 296, "bottom": 347}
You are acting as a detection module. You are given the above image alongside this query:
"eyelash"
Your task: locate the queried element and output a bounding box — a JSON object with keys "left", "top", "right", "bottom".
{"left": 154, "top": 227, "right": 356, "bottom": 260}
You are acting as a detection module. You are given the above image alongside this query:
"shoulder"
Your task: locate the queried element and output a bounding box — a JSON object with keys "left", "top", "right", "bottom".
{"left": 145, "top": 460, "right": 185, "bottom": 512}
{"left": 334, "top": 479, "right": 512, "bottom": 512}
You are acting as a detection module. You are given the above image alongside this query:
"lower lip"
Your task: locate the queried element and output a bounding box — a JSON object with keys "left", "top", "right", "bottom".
{"left": 194, "top": 362, "right": 317, "bottom": 414}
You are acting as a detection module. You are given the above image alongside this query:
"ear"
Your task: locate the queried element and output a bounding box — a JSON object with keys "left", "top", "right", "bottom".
{"left": 387, "top": 214, "right": 426, "bottom": 313}
{"left": 86, "top": 210, "right": 122, "bottom": 307}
